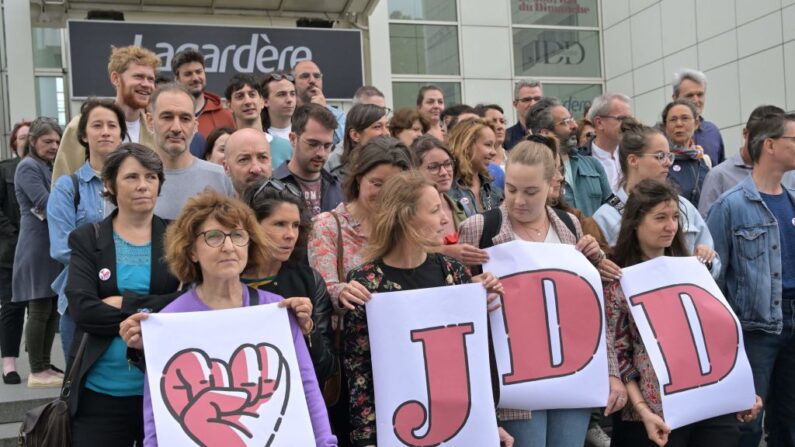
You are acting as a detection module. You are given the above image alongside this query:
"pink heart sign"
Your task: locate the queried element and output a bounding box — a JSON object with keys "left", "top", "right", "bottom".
{"left": 160, "top": 343, "right": 290, "bottom": 447}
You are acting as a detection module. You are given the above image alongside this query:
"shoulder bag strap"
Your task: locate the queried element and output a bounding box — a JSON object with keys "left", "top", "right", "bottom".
{"left": 552, "top": 208, "right": 577, "bottom": 237}
{"left": 329, "top": 211, "right": 345, "bottom": 348}
{"left": 70, "top": 173, "right": 80, "bottom": 212}
{"left": 60, "top": 333, "right": 89, "bottom": 402}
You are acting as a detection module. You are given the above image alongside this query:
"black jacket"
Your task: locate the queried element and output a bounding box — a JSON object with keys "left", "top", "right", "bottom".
{"left": 65, "top": 212, "right": 181, "bottom": 415}
{"left": 255, "top": 261, "right": 335, "bottom": 384}
{"left": 0, "top": 157, "right": 21, "bottom": 269}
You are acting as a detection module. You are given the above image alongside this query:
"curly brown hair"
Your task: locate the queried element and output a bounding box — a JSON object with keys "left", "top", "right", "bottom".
{"left": 165, "top": 191, "right": 271, "bottom": 284}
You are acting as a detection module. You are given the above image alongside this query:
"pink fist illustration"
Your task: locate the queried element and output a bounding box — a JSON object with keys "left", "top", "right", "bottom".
{"left": 160, "top": 343, "right": 290, "bottom": 447}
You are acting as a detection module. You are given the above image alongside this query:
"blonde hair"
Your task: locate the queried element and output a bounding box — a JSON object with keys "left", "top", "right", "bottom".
{"left": 107, "top": 45, "right": 160, "bottom": 77}
{"left": 447, "top": 118, "right": 497, "bottom": 187}
{"left": 165, "top": 191, "right": 271, "bottom": 284}
{"left": 365, "top": 171, "right": 439, "bottom": 262}
{"left": 506, "top": 140, "right": 556, "bottom": 182}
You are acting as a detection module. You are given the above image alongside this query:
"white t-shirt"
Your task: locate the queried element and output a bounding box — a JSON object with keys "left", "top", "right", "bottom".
{"left": 125, "top": 119, "right": 141, "bottom": 143}
{"left": 268, "top": 125, "right": 291, "bottom": 141}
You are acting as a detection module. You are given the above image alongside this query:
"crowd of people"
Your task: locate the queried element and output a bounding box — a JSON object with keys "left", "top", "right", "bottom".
{"left": 0, "top": 43, "right": 792, "bottom": 447}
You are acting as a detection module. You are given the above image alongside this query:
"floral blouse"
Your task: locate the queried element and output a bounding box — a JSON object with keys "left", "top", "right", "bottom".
{"left": 604, "top": 280, "right": 664, "bottom": 421}
{"left": 308, "top": 202, "right": 367, "bottom": 309}
{"left": 343, "top": 254, "right": 470, "bottom": 446}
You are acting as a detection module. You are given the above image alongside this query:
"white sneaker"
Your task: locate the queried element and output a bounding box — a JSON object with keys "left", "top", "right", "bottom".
{"left": 585, "top": 425, "right": 611, "bottom": 447}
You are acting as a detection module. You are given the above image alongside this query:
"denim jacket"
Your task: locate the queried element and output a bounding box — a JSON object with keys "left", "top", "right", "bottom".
{"left": 706, "top": 175, "right": 792, "bottom": 334}
{"left": 563, "top": 153, "right": 613, "bottom": 217}
{"left": 47, "top": 161, "right": 113, "bottom": 314}
{"left": 447, "top": 174, "right": 504, "bottom": 217}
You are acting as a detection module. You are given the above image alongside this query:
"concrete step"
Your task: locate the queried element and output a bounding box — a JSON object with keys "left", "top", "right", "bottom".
{"left": 0, "top": 333, "right": 64, "bottom": 424}
{"left": 0, "top": 422, "right": 20, "bottom": 447}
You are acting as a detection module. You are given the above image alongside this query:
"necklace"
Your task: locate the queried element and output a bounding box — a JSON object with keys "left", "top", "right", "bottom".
{"left": 513, "top": 217, "right": 549, "bottom": 241}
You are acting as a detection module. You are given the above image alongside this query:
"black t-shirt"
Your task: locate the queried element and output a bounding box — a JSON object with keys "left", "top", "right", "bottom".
{"left": 376, "top": 255, "right": 448, "bottom": 291}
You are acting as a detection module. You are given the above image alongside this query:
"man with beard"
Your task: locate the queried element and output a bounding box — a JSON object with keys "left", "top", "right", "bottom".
{"left": 171, "top": 48, "right": 235, "bottom": 156}
{"left": 52, "top": 46, "right": 159, "bottom": 182}
{"left": 527, "top": 97, "right": 612, "bottom": 217}
{"left": 223, "top": 128, "right": 272, "bottom": 197}
{"left": 292, "top": 60, "right": 346, "bottom": 146}
{"left": 148, "top": 83, "right": 235, "bottom": 219}
{"left": 273, "top": 104, "right": 343, "bottom": 216}
{"left": 224, "top": 74, "right": 292, "bottom": 170}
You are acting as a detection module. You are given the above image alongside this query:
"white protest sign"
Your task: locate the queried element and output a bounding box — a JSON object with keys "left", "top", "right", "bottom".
{"left": 620, "top": 256, "right": 756, "bottom": 429}
{"left": 141, "top": 303, "right": 315, "bottom": 446}
{"left": 366, "top": 282, "right": 499, "bottom": 447}
{"left": 484, "top": 240, "right": 608, "bottom": 410}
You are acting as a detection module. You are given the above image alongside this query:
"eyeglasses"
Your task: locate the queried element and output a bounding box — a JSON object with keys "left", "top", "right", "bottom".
{"left": 599, "top": 115, "right": 630, "bottom": 122}
{"left": 297, "top": 72, "right": 323, "bottom": 80}
{"left": 266, "top": 72, "right": 295, "bottom": 82}
{"left": 197, "top": 229, "right": 250, "bottom": 248}
{"left": 299, "top": 136, "right": 334, "bottom": 152}
{"left": 778, "top": 136, "right": 795, "bottom": 142}
{"left": 253, "top": 178, "right": 302, "bottom": 199}
{"left": 667, "top": 115, "right": 694, "bottom": 124}
{"left": 557, "top": 117, "right": 576, "bottom": 126}
{"left": 425, "top": 159, "right": 454, "bottom": 174}
{"left": 583, "top": 131, "right": 596, "bottom": 139}
{"left": 641, "top": 152, "right": 675, "bottom": 164}
{"left": 517, "top": 95, "right": 542, "bottom": 104}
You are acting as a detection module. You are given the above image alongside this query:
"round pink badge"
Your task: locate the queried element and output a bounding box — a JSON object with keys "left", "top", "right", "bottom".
{"left": 98, "top": 268, "right": 111, "bottom": 281}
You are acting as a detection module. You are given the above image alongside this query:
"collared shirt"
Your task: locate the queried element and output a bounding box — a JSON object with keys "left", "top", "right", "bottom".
{"left": 590, "top": 141, "right": 622, "bottom": 193}
{"left": 693, "top": 117, "right": 725, "bottom": 165}
{"left": 698, "top": 153, "right": 795, "bottom": 217}
{"left": 47, "top": 160, "right": 114, "bottom": 314}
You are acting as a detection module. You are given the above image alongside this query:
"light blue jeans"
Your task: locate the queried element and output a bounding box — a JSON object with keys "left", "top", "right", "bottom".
{"left": 501, "top": 408, "right": 591, "bottom": 447}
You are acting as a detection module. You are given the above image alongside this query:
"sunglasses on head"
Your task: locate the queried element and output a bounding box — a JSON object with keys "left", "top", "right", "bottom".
{"left": 252, "top": 178, "right": 302, "bottom": 200}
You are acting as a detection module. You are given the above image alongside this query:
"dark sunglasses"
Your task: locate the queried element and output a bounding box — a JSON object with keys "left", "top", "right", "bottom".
{"left": 253, "top": 178, "right": 302, "bottom": 200}
{"left": 266, "top": 72, "right": 295, "bottom": 82}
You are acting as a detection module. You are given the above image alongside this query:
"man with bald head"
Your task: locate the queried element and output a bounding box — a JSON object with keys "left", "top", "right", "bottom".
{"left": 224, "top": 128, "right": 272, "bottom": 197}
{"left": 292, "top": 59, "right": 346, "bottom": 145}
{"left": 148, "top": 83, "right": 235, "bottom": 219}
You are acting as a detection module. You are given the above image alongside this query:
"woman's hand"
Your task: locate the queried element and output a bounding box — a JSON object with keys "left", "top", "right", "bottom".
{"left": 736, "top": 395, "right": 763, "bottom": 423}
{"left": 597, "top": 258, "right": 622, "bottom": 282}
{"left": 338, "top": 280, "right": 373, "bottom": 310}
{"left": 474, "top": 272, "right": 503, "bottom": 312}
{"left": 279, "top": 297, "right": 314, "bottom": 335}
{"left": 443, "top": 243, "right": 490, "bottom": 266}
{"left": 575, "top": 235, "right": 602, "bottom": 262}
{"left": 498, "top": 426, "right": 514, "bottom": 447}
{"left": 694, "top": 244, "right": 716, "bottom": 266}
{"left": 638, "top": 404, "right": 670, "bottom": 446}
{"left": 604, "top": 376, "right": 628, "bottom": 416}
{"left": 102, "top": 295, "right": 123, "bottom": 309}
{"left": 119, "top": 313, "right": 149, "bottom": 350}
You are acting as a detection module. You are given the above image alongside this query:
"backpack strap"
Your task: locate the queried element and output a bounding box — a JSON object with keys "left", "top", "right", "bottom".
{"left": 70, "top": 173, "right": 80, "bottom": 212}
{"left": 552, "top": 208, "right": 577, "bottom": 237}
{"left": 606, "top": 194, "right": 625, "bottom": 215}
{"left": 248, "top": 286, "right": 259, "bottom": 306}
{"left": 478, "top": 207, "right": 503, "bottom": 249}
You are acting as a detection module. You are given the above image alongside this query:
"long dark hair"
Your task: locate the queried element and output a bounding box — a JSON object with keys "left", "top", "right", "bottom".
{"left": 243, "top": 178, "right": 312, "bottom": 263}
{"left": 611, "top": 179, "right": 689, "bottom": 268}
{"left": 341, "top": 104, "right": 388, "bottom": 165}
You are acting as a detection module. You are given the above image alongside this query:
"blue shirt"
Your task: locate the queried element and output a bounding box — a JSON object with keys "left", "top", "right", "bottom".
{"left": 47, "top": 161, "right": 113, "bottom": 314}
{"left": 269, "top": 134, "right": 293, "bottom": 171}
{"left": 84, "top": 232, "right": 150, "bottom": 396}
{"left": 693, "top": 117, "right": 725, "bottom": 165}
{"left": 487, "top": 163, "right": 505, "bottom": 190}
{"left": 760, "top": 191, "right": 795, "bottom": 298}
{"left": 327, "top": 105, "right": 346, "bottom": 146}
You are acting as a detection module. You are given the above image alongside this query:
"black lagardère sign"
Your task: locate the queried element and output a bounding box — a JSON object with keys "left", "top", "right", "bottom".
{"left": 67, "top": 20, "right": 363, "bottom": 100}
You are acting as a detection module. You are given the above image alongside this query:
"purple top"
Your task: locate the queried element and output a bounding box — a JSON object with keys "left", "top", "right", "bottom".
{"left": 693, "top": 117, "right": 725, "bottom": 165}
{"left": 142, "top": 285, "right": 337, "bottom": 446}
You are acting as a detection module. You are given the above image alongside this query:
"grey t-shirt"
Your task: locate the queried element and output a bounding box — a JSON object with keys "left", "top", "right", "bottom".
{"left": 154, "top": 157, "right": 235, "bottom": 220}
